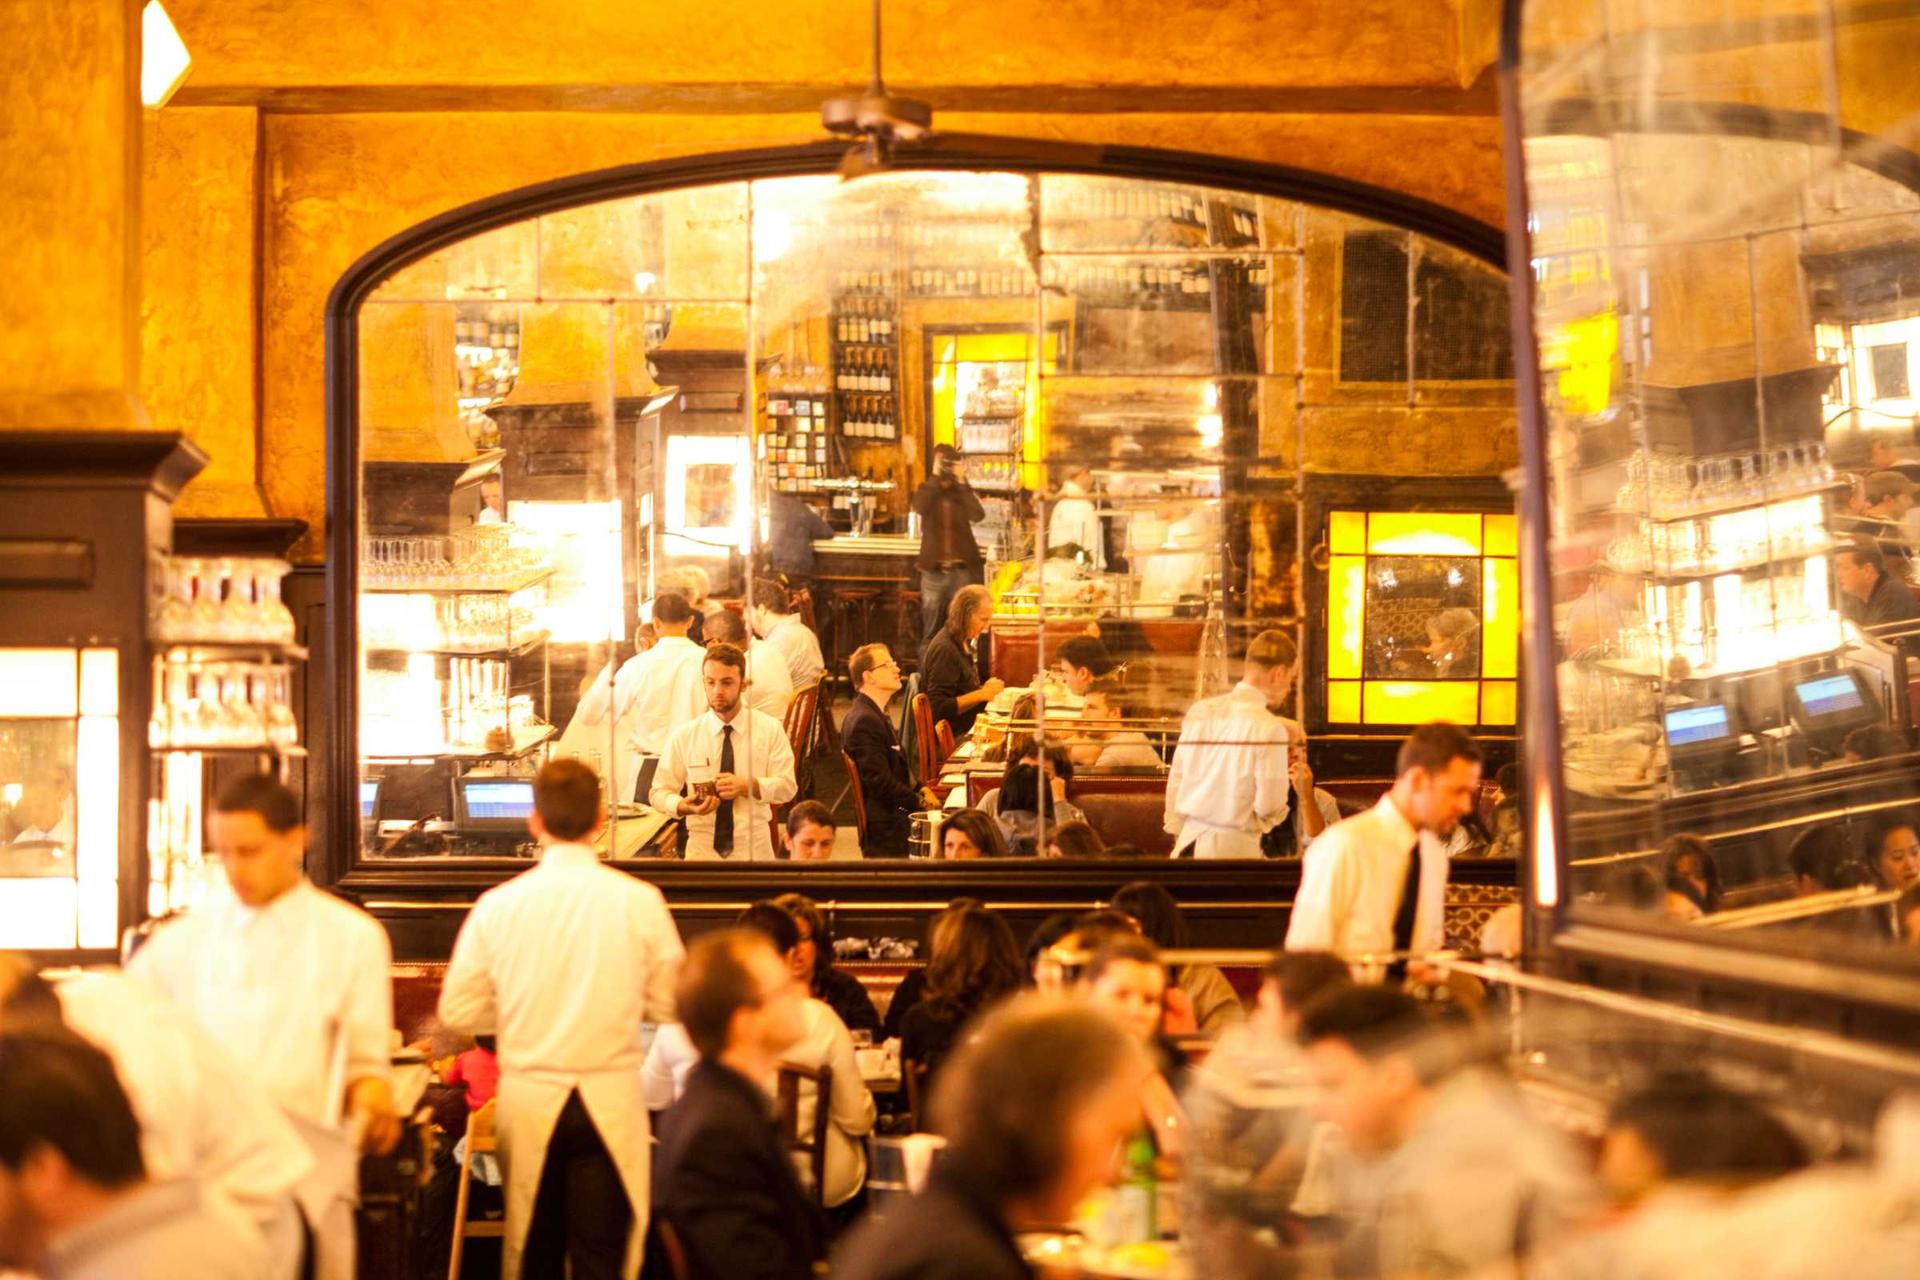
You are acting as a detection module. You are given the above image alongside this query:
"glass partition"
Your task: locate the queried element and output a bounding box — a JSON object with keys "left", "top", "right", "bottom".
{"left": 350, "top": 165, "right": 1519, "bottom": 865}
{"left": 1512, "top": 0, "right": 1920, "bottom": 954}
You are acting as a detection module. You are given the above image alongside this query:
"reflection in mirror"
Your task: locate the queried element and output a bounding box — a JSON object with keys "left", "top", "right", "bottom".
{"left": 353, "top": 168, "right": 1522, "bottom": 867}
{"left": 1516, "top": 0, "right": 1920, "bottom": 956}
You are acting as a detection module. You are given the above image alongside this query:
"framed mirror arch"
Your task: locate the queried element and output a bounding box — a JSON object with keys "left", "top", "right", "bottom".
{"left": 321, "top": 138, "right": 1526, "bottom": 953}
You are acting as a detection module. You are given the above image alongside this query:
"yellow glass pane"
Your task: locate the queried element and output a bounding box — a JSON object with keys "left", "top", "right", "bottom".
{"left": 1327, "top": 555, "right": 1366, "bottom": 679}
{"left": 1329, "top": 511, "right": 1367, "bottom": 556}
{"left": 953, "top": 332, "right": 1034, "bottom": 362}
{"left": 1481, "top": 681, "right": 1518, "bottom": 726}
{"left": 1362, "top": 681, "right": 1481, "bottom": 725}
{"left": 1481, "top": 558, "right": 1519, "bottom": 679}
{"left": 1365, "top": 512, "right": 1484, "bottom": 556}
{"left": 1484, "top": 513, "right": 1519, "bottom": 558}
{"left": 1327, "top": 681, "right": 1363, "bottom": 724}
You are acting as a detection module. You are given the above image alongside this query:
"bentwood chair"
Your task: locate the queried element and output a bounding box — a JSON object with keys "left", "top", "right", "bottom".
{"left": 933, "top": 719, "right": 956, "bottom": 764}
{"left": 909, "top": 693, "right": 939, "bottom": 785}
{"left": 841, "top": 750, "right": 868, "bottom": 834}
{"left": 903, "top": 1059, "right": 932, "bottom": 1133}
{"left": 447, "top": 1098, "right": 502, "bottom": 1279}
{"left": 776, "top": 1062, "right": 835, "bottom": 1206}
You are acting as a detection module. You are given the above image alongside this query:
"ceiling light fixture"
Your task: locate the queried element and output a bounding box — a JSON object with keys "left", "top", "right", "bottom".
{"left": 141, "top": 1, "right": 192, "bottom": 108}
{"left": 820, "top": 0, "right": 932, "bottom": 179}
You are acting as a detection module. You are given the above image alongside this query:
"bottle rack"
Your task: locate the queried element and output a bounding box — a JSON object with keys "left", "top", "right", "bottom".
{"left": 831, "top": 282, "right": 899, "bottom": 441}
{"left": 761, "top": 389, "right": 832, "bottom": 493}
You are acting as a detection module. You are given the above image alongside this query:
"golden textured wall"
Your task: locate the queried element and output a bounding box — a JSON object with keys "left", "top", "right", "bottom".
{"left": 143, "top": 106, "right": 263, "bottom": 514}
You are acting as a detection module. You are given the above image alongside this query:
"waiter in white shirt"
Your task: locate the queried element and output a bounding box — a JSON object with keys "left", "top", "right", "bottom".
{"left": 651, "top": 642, "right": 798, "bottom": 861}
{"left": 439, "top": 758, "right": 684, "bottom": 1280}
{"left": 1163, "top": 629, "right": 1297, "bottom": 858}
{"left": 129, "top": 773, "right": 398, "bottom": 1280}
{"left": 1284, "top": 722, "right": 1484, "bottom": 976}
{"left": 1048, "top": 463, "right": 1105, "bottom": 568}
{"left": 0, "top": 956, "right": 312, "bottom": 1280}
{"left": 749, "top": 578, "right": 827, "bottom": 690}
{"left": 574, "top": 591, "right": 705, "bottom": 800}
{"left": 704, "top": 606, "right": 795, "bottom": 717}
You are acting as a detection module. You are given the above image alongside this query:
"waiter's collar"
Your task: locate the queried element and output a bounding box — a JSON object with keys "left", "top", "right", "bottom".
{"left": 654, "top": 634, "right": 699, "bottom": 651}
{"left": 232, "top": 876, "right": 312, "bottom": 925}
{"left": 539, "top": 841, "right": 598, "bottom": 868}
{"left": 1230, "top": 679, "right": 1270, "bottom": 703}
{"left": 1372, "top": 792, "right": 1419, "bottom": 846}
{"left": 703, "top": 705, "right": 746, "bottom": 731}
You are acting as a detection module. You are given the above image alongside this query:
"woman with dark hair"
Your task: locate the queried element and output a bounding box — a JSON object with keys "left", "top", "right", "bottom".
{"left": 941, "top": 808, "right": 1008, "bottom": 860}
{"left": 899, "top": 906, "right": 1025, "bottom": 1085}
{"left": 1023, "top": 912, "right": 1079, "bottom": 987}
{"left": 994, "top": 754, "right": 1087, "bottom": 854}
{"left": 1110, "top": 880, "right": 1245, "bottom": 1034}
{"left": 773, "top": 892, "right": 880, "bottom": 1036}
{"left": 882, "top": 898, "right": 985, "bottom": 1040}
{"left": 1044, "top": 820, "right": 1105, "bottom": 859}
{"left": 1660, "top": 834, "right": 1723, "bottom": 915}
{"left": 833, "top": 998, "right": 1151, "bottom": 1280}
{"left": 979, "top": 692, "right": 1040, "bottom": 765}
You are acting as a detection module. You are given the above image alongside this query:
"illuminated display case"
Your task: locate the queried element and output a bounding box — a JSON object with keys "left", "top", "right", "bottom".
{"left": 1507, "top": 0, "right": 1920, "bottom": 974}
{"left": 0, "top": 433, "right": 205, "bottom": 957}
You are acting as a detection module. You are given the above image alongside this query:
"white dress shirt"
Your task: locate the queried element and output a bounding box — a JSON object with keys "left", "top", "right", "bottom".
{"left": 763, "top": 613, "right": 826, "bottom": 691}
{"left": 612, "top": 635, "right": 708, "bottom": 756}
{"left": 744, "top": 643, "right": 796, "bottom": 719}
{"left": 439, "top": 842, "right": 684, "bottom": 1075}
{"left": 1284, "top": 794, "right": 1448, "bottom": 966}
{"left": 57, "top": 971, "right": 311, "bottom": 1279}
{"left": 650, "top": 707, "right": 797, "bottom": 861}
{"left": 640, "top": 998, "right": 875, "bottom": 1208}
{"left": 1163, "top": 681, "right": 1292, "bottom": 858}
{"left": 1048, "top": 480, "right": 1104, "bottom": 568}
{"left": 130, "top": 878, "right": 394, "bottom": 1128}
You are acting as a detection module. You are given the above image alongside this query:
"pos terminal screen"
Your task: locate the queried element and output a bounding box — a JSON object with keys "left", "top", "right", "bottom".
{"left": 1665, "top": 703, "right": 1734, "bottom": 748}
{"left": 1795, "top": 674, "right": 1866, "bottom": 720}
{"left": 458, "top": 779, "right": 536, "bottom": 826}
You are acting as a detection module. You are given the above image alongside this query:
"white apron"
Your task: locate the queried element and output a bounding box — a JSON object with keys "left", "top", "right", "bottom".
{"left": 496, "top": 1066, "right": 652, "bottom": 1280}
{"left": 1176, "top": 819, "right": 1265, "bottom": 860}
{"left": 284, "top": 1111, "right": 361, "bottom": 1280}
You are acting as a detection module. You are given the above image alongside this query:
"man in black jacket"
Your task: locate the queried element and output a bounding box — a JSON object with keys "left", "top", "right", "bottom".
{"left": 842, "top": 644, "right": 936, "bottom": 858}
{"left": 910, "top": 445, "right": 986, "bottom": 649}
{"left": 1836, "top": 539, "right": 1920, "bottom": 632}
{"left": 653, "top": 929, "right": 825, "bottom": 1280}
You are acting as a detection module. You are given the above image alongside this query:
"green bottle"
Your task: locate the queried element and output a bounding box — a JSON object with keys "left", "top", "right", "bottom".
{"left": 1112, "top": 1134, "right": 1158, "bottom": 1245}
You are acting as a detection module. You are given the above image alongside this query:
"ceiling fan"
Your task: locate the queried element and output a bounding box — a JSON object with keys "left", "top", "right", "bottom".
{"left": 820, "top": 0, "right": 934, "bottom": 178}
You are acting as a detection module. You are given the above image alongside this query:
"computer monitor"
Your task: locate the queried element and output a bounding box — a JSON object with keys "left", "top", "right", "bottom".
{"left": 1729, "top": 667, "right": 1788, "bottom": 735}
{"left": 1787, "top": 669, "right": 1882, "bottom": 742}
{"left": 1664, "top": 702, "right": 1738, "bottom": 755}
{"left": 454, "top": 778, "right": 537, "bottom": 834}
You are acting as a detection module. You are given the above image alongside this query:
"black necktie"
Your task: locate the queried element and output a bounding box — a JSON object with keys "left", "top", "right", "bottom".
{"left": 714, "top": 723, "right": 735, "bottom": 857}
{"left": 1391, "top": 841, "right": 1422, "bottom": 956}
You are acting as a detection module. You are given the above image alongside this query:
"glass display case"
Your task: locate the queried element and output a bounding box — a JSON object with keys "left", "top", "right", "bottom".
{"left": 333, "top": 154, "right": 1524, "bottom": 884}
{"left": 1508, "top": 0, "right": 1920, "bottom": 963}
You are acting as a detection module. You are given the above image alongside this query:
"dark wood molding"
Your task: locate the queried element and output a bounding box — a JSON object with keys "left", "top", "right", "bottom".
{"left": 0, "top": 431, "right": 207, "bottom": 498}
{"left": 172, "top": 517, "right": 311, "bottom": 559}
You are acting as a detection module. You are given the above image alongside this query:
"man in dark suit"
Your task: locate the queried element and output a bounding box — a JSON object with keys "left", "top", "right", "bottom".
{"left": 841, "top": 644, "right": 935, "bottom": 858}
{"left": 653, "top": 929, "right": 825, "bottom": 1280}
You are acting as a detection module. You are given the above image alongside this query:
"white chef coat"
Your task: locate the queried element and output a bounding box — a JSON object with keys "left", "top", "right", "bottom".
{"left": 641, "top": 999, "right": 875, "bottom": 1208}
{"left": 1284, "top": 794, "right": 1448, "bottom": 970}
{"left": 763, "top": 613, "right": 827, "bottom": 691}
{"left": 1163, "top": 681, "right": 1292, "bottom": 858}
{"left": 555, "top": 659, "right": 647, "bottom": 801}
{"left": 1048, "top": 479, "right": 1104, "bottom": 568}
{"left": 56, "top": 970, "right": 311, "bottom": 1280}
{"left": 650, "top": 707, "right": 797, "bottom": 861}
{"left": 744, "top": 642, "right": 796, "bottom": 719}
{"left": 612, "top": 635, "right": 707, "bottom": 757}
{"left": 128, "top": 878, "right": 393, "bottom": 1280}
{"left": 439, "top": 841, "right": 685, "bottom": 1280}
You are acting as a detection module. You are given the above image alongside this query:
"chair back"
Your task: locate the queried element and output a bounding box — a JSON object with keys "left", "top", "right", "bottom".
{"left": 903, "top": 1058, "right": 932, "bottom": 1133}
{"left": 933, "top": 719, "right": 956, "bottom": 763}
{"left": 841, "top": 750, "right": 868, "bottom": 832}
{"left": 468, "top": 1097, "right": 497, "bottom": 1152}
{"left": 785, "top": 680, "right": 819, "bottom": 759}
{"left": 776, "top": 1062, "right": 835, "bottom": 1206}
{"left": 910, "top": 693, "right": 939, "bottom": 784}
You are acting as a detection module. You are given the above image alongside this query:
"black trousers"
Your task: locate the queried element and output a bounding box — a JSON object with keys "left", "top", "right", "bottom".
{"left": 522, "top": 1089, "right": 632, "bottom": 1280}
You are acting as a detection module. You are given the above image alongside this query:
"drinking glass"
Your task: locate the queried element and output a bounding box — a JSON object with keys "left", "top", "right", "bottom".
{"left": 256, "top": 561, "right": 296, "bottom": 643}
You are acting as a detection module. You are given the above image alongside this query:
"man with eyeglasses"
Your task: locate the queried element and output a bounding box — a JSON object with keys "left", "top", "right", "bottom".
{"left": 652, "top": 928, "right": 826, "bottom": 1280}
{"left": 842, "top": 644, "right": 939, "bottom": 858}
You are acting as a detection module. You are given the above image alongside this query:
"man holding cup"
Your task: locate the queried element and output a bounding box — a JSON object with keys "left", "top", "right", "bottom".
{"left": 651, "top": 643, "right": 797, "bottom": 861}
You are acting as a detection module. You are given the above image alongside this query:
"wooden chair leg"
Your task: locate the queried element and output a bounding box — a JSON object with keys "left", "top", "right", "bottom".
{"left": 447, "top": 1138, "right": 473, "bottom": 1280}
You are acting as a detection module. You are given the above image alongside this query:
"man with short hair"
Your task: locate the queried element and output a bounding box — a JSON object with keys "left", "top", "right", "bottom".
{"left": 911, "top": 444, "right": 988, "bottom": 648}
{"left": 1298, "top": 986, "right": 1592, "bottom": 1277}
{"left": 1047, "top": 462, "right": 1104, "bottom": 568}
{"left": 439, "top": 757, "right": 685, "bottom": 1280}
{"left": 0, "top": 957, "right": 310, "bottom": 1280}
{"left": 129, "top": 773, "right": 397, "bottom": 1280}
{"left": 1051, "top": 634, "right": 1116, "bottom": 697}
{"left": 1284, "top": 723, "right": 1484, "bottom": 973}
{"left": 704, "top": 607, "right": 795, "bottom": 718}
{"left": 615, "top": 592, "right": 710, "bottom": 765}
{"left": 843, "top": 643, "right": 936, "bottom": 858}
{"left": 651, "top": 644, "right": 797, "bottom": 861}
{"left": 782, "top": 801, "right": 838, "bottom": 862}
{"left": 0, "top": 1030, "right": 268, "bottom": 1280}
{"left": 652, "top": 929, "right": 826, "bottom": 1280}
{"left": 750, "top": 579, "right": 826, "bottom": 691}
{"left": 1163, "top": 630, "right": 1297, "bottom": 859}
{"left": 1835, "top": 539, "right": 1920, "bottom": 631}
